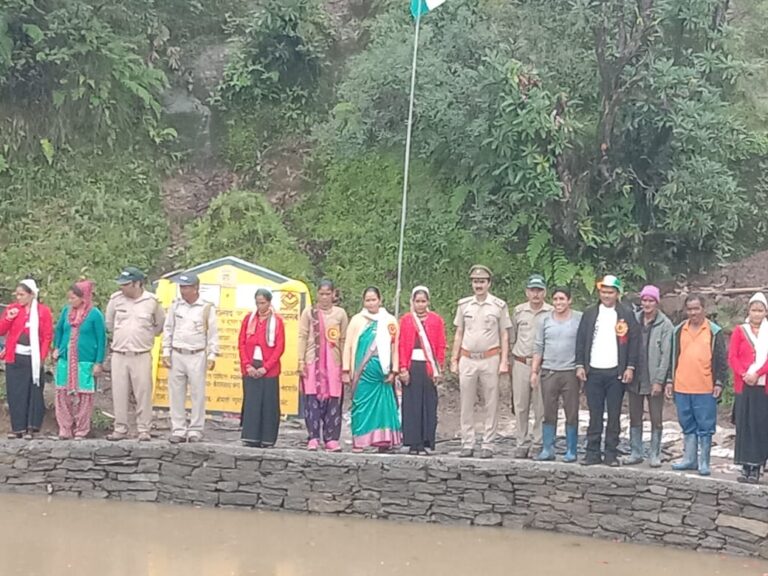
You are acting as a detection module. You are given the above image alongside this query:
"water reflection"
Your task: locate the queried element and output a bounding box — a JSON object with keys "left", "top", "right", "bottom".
{"left": 0, "top": 494, "right": 765, "bottom": 576}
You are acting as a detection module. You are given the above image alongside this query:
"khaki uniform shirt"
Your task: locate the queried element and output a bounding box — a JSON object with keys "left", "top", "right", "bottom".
{"left": 161, "top": 298, "right": 219, "bottom": 361}
{"left": 298, "top": 306, "right": 349, "bottom": 368}
{"left": 454, "top": 293, "right": 512, "bottom": 353}
{"left": 106, "top": 290, "right": 165, "bottom": 353}
{"left": 510, "top": 301, "right": 553, "bottom": 358}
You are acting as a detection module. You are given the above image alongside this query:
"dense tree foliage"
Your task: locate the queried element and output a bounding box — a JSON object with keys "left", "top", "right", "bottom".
{"left": 0, "top": 0, "right": 766, "bottom": 311}
{"left": 320, "top": 0, "right": 768, "bottom": 286}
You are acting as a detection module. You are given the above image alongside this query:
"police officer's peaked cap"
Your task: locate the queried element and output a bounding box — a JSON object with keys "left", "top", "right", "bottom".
{"left": 469, "top": 265, "right": 492, "bottom": 279}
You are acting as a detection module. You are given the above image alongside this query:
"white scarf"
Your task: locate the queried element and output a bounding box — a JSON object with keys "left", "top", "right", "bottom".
{"left": 247, "top": 308, "right": 276, "bottom": 347}
{"left": 20, "top": 279, "right": 41, "bottom": 386}
{"left": 361, "top": 307, "right": 394, "bottom": 373}
{"left": 744, "top": 293, "right": 768, "bottom": 386}
{"left": 411, "top": 285, "right": 439, "bottom": 377}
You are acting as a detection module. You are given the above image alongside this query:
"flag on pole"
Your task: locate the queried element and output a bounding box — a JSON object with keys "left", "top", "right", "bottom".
{"left": 410, "top": 0, "right": 447, "bottom": 19}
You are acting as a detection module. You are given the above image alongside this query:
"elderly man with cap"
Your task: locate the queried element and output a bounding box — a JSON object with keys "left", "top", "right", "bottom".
{"left": 622, "top": 285, "right": 673, "bottom": 467}
{"left": 509, "top": 274, "right": 553, "bottom": 458}
{"left": 450, "top": 265, "right": 511, "bottom": 459}
{"left": 105, "top": 267, "right": 165, "bottom": 441}
{"left": 161, "top": 272, "right": 219, "bottom": 443}
{"left": 575, "top": 274, "right": 640, "bottom": 466}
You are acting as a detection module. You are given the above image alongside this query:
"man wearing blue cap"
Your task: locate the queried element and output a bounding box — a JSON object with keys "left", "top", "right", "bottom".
{"left": 161, "top": 272, "right": 219, "bottom": 443}
{"left": 510, "top": 274, "right": 552, "bottom": 458}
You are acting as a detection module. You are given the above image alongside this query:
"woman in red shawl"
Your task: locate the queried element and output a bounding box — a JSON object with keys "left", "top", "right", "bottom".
{"left": 728, "top": 292, "right": 768, "bottom": 483}
{"left": 0, "top": 279, "right": 53, "bottom": 439}
{"left": 238, "top": 288, "right": 286, "bottom": 448}
{"left": 53, "top": 280, "right": 107, "bottom": 439}
{"left": 398, "top": 286, "right": 446, "bottom": 455}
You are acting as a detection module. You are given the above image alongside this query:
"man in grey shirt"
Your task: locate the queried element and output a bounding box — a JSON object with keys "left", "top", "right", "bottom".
{"left": 530, "top": 286, "right": 583, "bottom": 462}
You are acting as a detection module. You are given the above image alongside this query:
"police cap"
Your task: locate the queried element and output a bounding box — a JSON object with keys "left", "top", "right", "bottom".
{"left": 469, "top": 265, "right": 492, "bottom": 280}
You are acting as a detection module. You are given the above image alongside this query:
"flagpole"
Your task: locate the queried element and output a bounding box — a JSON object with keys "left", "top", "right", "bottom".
{"left": 394, "top": 10, "right": 422, "bottom": 318}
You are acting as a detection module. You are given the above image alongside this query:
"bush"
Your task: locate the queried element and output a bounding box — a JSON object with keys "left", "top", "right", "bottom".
{"left": 214, "top": 0, "right": 333, "bottom": 127}
{"left": 288, "top": 154, "right": 530, "bottom": 317}
{"left": 0, "top": 154, "right": 168, "bottom": 312}
{"left": 186, "top": 189, "right": 313, "bottom": 281}
{"left": 0, "top": 0, "right": 169, "bottom": 153}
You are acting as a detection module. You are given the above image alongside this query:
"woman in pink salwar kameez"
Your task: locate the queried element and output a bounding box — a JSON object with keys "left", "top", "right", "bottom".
{"left": 298, "top": 280, "right": 349, "bottom": 451}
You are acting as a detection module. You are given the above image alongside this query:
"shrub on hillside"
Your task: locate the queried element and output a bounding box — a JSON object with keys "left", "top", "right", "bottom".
{"left": 186, "top": 189, "right": 312, "bottom": 281}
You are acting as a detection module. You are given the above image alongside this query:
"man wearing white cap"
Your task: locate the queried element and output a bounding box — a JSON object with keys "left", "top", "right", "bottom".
{"left": 161, "top": 272, "right": 219, "bottom": 443}
{"left": 575, "top": 275, "right": 640, "bottom": 466}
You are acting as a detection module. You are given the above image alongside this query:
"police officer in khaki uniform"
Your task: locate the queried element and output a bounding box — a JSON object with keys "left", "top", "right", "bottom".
{"left": 451, "top": 265, "right": 511, "bottom": 458}
{"left": 510, "top": 274, "right": 553, "bottom": 458}
{"left": 106, "top": 267, "right": 165, "bottom": 441}
{"left": 161, "top": 273, "right": 219, "bottom": 443}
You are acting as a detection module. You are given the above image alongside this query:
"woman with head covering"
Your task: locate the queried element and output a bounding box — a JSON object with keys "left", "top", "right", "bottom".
{"left": 238, "top": 288, "right": 286, "bottom": 448}
{"left": 398, "top": 286, "right": 446, "bottom": 455}
{"left": 52, "top": 280, "right": 107, "bottom": 440}
{"left": 0, "top": 279, "right": 53, "bottom": 438}
{"left": 728, "top": 292, "right": 768, "bottom": 483}
{"left": 298, "top": 279, "right": 349, "bottom": 452}
{"left": 343, "top": 286, "right": 401, "bottom": 453}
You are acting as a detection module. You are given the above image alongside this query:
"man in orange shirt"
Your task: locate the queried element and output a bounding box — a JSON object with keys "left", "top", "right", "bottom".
{"left": 665, "top": 294, "right": 728, "bottom": 476}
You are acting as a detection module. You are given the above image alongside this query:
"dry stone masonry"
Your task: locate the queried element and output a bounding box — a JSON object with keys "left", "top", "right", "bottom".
{"left": 0, "top": 440, "right": 766, "bottom": 558}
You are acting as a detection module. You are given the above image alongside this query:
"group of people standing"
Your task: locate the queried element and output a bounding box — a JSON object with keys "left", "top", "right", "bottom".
{"left": 297, "top": 283, "right": 445, "bottom": 455}
{"left": 450, "top": 266, "right": 766, "bottom": 484}
{"left": 1, "top": 265, "right": 766, "bottom": 484}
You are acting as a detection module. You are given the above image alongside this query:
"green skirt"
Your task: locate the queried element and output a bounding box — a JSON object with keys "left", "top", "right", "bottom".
{"left": 350, "top": 321, "right": 402, "bottom": 448}
{"left": 55, "top": 357, "right": 96, "bottom": 393}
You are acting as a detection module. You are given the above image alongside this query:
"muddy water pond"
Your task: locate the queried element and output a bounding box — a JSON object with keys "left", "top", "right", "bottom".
{"left": 1, "top": 494, "right": 766, "bottom": 576}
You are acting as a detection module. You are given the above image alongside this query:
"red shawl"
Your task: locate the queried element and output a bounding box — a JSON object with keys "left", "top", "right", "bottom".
{"left": 728, "top": 325, "right": 768, "bottom": 395}
{"left": 398, "top": 311, "right": 447, "bottom": 378}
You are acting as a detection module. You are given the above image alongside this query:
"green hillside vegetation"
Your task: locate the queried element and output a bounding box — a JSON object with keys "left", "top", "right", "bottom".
{"left": 1, "top": 0, "right": 767, "bottom": 318}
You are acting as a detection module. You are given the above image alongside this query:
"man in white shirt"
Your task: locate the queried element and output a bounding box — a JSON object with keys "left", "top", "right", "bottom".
{"left": 575, "top": 275, "right": 640, "bottom": 466}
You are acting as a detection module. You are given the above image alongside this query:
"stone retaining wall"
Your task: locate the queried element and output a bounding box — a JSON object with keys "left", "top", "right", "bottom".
{"left": 0, "top": 440, "right": 766, "bottom": 558}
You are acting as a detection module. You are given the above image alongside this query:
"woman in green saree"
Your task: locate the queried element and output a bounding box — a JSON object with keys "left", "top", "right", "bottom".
{"left": 343, "top": 286, "right": 402, "bottom": 452}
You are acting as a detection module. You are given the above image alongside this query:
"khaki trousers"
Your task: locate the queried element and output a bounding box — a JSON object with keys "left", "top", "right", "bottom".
{"left": 541, "top": 369, "right": 580, "bottom": 426}
{"left": 168, "top": 351, "right": 208, "bottom": 437}
{"left": 111, "top": 352, "right": 153, "bottom": 434}
{"left": 459, "top": 355, "right": 500, "bottom": 451}
{"left": 512, "top": 360, "right": 543, "bottom": 448}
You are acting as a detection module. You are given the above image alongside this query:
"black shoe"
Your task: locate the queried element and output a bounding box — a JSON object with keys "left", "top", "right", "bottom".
{"left": 604, "top": 456, "right": 620, "bottom": 468}
{"left": 738, "top": 466, "right": 750, "bottom": 483}
{"left": 581, "top": 454, "right": 603, "bottom": 466}
{"left": 242, "top": 440, "right": 261, "bottom": 448}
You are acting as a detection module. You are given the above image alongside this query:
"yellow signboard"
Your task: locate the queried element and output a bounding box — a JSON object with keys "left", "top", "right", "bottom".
{"left": 151, "top": 257, "right": 310, "bottom": 417}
